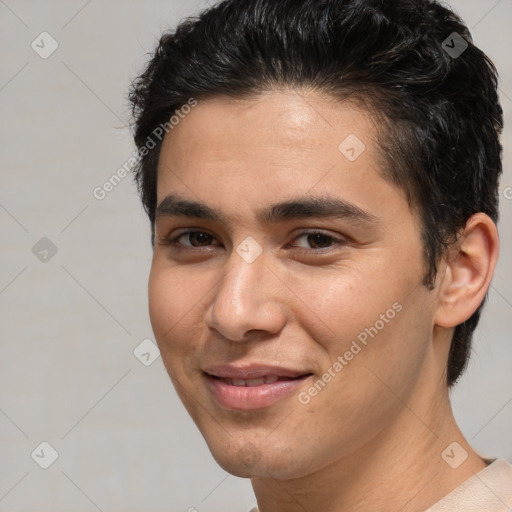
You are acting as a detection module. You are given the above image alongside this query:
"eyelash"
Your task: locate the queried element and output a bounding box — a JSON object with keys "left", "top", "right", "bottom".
{"left": 162, "top": 229, "right": 347, "bottom": 253}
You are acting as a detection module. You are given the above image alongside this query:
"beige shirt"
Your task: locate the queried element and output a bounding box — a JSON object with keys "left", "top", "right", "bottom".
{"left": 426, "top": 458, "right": 512, "bottom": 512}
{"left": 249, "top": 458, "right": 512, "bottom": 511}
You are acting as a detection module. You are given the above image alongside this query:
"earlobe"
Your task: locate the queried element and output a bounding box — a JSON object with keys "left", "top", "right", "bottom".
{"left": 435, "top": 213, "right": 499, "bottom": 328}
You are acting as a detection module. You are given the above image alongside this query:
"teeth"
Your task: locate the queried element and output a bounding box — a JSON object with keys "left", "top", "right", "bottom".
{"left": 246, "top": 378, "right": 265, "bottom": 387}
{"left": 222, "top": 375, "right": 281, "bottom": 386}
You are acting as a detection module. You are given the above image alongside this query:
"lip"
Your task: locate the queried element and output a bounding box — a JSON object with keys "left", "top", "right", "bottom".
{"left": 203, "top": 363, "right": 310, "bottom": 380}
{"left": 203, "top": 364, "right": 313, "bottom": 410}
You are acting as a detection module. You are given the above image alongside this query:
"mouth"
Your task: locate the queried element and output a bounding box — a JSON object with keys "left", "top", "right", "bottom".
{"left": 208, "top": 374, "right": 311, "bottom": 386}
{"left": 203, "top": 370, "right": 314, "bottom": 410}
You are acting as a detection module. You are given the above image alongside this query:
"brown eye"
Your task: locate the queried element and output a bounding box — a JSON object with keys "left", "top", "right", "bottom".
{"left": 306, "top": 233, "right": 335, "bottom": 249}
{"left": 177, "top": 231, "right": 216, "bottom": 247}
{"left": 292, "top": 231, "right": 345, "bottom": 250}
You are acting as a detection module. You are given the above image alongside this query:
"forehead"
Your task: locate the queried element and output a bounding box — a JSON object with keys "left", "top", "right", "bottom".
{"left": 154, "top": 89, "right": 409, "bottom": 225}
{"left": 159, "top": 89, "right": 379, "bottom": 161}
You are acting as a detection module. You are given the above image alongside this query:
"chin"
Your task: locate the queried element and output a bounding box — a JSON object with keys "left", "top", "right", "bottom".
{"left": 208, "top": 439, "right": 313, "bottom": 480}
{"left": 206, "top": 439, "right": 263, "bottom": 477}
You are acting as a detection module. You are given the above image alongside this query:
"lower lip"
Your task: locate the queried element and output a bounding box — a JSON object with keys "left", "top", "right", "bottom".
{"left": 205, "top": 374, "right": 312, "bottom": 410}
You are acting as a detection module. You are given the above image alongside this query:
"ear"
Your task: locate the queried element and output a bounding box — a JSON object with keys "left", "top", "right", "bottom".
{"left": 435, "top": 213, "right": 500, "bottom": 328}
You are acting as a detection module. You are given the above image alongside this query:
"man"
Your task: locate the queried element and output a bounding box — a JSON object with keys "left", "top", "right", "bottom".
{"left": 129, "top": 0, "right": 512, "bottom": 510}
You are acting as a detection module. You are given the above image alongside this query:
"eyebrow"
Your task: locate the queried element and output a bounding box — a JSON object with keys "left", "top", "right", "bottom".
{"left": 155, "top": 193, "right": 378, "bottom": 226}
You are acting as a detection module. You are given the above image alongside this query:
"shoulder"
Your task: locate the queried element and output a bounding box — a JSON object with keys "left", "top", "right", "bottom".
{"left": 426, "top": 458, "right": 512, "bottom": 512}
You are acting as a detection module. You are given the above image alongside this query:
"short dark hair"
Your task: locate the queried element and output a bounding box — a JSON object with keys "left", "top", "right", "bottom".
{"left": 129, "top": 0, "right": 503, "bottom": 386}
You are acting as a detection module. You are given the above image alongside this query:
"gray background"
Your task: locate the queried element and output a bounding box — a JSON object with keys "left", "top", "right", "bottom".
{"left": 0, "top": 1, "right": 510, "bottom": 511}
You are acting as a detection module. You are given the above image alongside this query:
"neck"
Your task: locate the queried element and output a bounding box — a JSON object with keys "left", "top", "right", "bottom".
{"left": 251, "top": 370, "right": 486, "bottom": 512}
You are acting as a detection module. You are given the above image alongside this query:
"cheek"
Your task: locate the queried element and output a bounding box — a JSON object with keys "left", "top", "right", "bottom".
{"left": 288, "top": 253, "right": 431, "bottom": 397}
{"left": 148, "top": 263, "right": 209, "bottom": 412}
{"left": 291, "top": 295, "right": 432, "bottom": 466}
{"left": 279, "top": 258, "right": 405, "bottom": 354}
{"left": 317, "top": 282, "right": 432, "bottom": 408}
{"left": 148, "top": 265, "right": 177, "bottom": 341}
{"left": 148, "top": 260, "right": 207, "bottom": 357}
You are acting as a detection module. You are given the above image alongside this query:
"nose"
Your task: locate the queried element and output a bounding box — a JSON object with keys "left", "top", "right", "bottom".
{"left": 204, "top": 247, "right": 287, "bottom": 343}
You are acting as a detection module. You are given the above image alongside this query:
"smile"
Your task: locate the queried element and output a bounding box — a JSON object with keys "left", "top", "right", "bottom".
{"left": 204, "top": 372, "right": 313, "bottom": 410}
{"left": 216, "top": 375, "right": 300, "bottom": 386}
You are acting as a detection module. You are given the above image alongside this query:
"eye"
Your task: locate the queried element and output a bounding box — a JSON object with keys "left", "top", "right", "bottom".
{"left": 290, "top": 230, "right": 346, "bottom": 250}
{"left": 169, "top": 231, "right": 220, "bottom": 248}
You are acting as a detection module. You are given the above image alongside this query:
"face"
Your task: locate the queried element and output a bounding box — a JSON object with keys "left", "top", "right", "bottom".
{"left": 149, "top": 89, "right": 440, "bottom": 480}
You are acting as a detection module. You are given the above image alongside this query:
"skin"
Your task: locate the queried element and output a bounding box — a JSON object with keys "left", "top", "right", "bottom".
{"left": 148, "top": 89, "right": 499, "bottom": 511}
